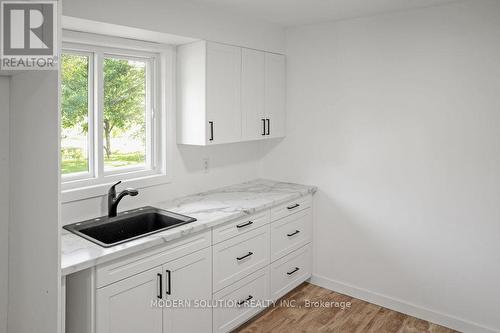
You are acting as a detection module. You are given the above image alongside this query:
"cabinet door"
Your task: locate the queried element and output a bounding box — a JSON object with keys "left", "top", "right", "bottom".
{"left": 265, "top": 53, "right": 286, "bottom": 138}
{"left": 96, "top": 266, "right": 163, "bottom": 333}
{"left": 206, "top": 42, "right": 242, "bottom": 144}
{"left": 163, "top": 247, "right": 212, "bottom": 333}
{"left": 241, "top": 48, "right": 266, "bottom": 141}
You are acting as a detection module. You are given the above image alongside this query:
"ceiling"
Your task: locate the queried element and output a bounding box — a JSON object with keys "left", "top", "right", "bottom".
{"left": 187, "top": 0, "right": 460, "bottom": 27}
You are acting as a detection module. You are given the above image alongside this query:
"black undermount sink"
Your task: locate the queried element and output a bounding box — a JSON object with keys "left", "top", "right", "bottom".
{"left": 63, "top": 206, "right": 197, "bottom": 248}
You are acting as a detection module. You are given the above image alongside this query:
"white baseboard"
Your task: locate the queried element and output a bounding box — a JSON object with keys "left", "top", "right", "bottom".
{"left": 310, "top": 274, "right": 499, "bottom": 333}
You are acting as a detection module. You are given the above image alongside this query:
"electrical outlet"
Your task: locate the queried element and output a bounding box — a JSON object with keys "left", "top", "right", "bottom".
{"left": 202, "top": 157, "right": 209, "bottom": 173}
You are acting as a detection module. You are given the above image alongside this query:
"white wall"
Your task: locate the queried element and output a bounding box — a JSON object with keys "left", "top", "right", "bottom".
{"left": 0, "top": 77, "right": 10, "bottom": 333}
{"left": 260, "top": 1, "right": 500, "bottom": 332}
{"left": 62, "top": 0, "right": 285, "bottom": 54}
{"left": 8, "top": 72, "right": 61, "bottom": 333}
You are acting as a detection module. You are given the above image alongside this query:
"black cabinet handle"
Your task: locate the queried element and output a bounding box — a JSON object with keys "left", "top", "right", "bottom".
{"left": 236, "top": 252, "right": 253, "bottom": 261}
{"left": 237, "top": 295, "right": 253, "bottom": 305}
{"left": 287, "top": 267, "right": 300, "bottom": 275}
{"left": 266, "top": 119, "right": 270, "bottom": 135}
{"left": 157, "top": 273, "right": 162, "bottom": 299}
{"left": 287, "top": 203, "right": 300, "bottom": 210}
{"left": 209, "top": 121, "right": 214, "bottom": 141}
{"left": 165, "top": 270, "right": 171, "bottom": 295}
{"left": 287, "top": 230, "right": 300, "bottom": 237}
{"left": 236, "top": 221, "right": 253, "bottom": 229}
{"left": 262, "top": 119, "right": 266, "bottom": 136}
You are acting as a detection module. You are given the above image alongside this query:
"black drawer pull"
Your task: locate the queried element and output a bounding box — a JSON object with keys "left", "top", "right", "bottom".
{"left": 287, "top": 230, "right": 300, "bottom": 237}
{"left": 236, "top": 252, "right": 253, "bottom": 261}
{"left": 236, "top": 221, "right": 253, "bottom": 229}
{"left": 165, "top": 270, "right": 171, "bottom": 295}
{"left": 262, "top": 119, "right": 266, "bottom": 136}
{"left": 287, "top": 267, "right": 300, "bottom": 275}
{"left": 209, "top": 121, "right": 214, "bottom": 141}
{"left": 266, "top": 119, "right": 270, "bottom": 135}
{"left": 237, "top": 295, "right": 253, "bottom": 306}
{"left": 157, "top": 273, "right": 162, "bottom": 299}
{"left": 287, "top": 203, "right": 300, "bottom": 210}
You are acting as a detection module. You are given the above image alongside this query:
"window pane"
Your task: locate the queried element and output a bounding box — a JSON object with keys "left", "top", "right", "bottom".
{"left": 61, "top": 53, "right": 90, "bottom": 175}
{"left": 103, "top": 57, "right": 147, "bottom": 170}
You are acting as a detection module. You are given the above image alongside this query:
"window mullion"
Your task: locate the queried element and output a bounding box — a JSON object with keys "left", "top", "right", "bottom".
{"left": 95, "top": 51, "right": 105, "bottom": 180}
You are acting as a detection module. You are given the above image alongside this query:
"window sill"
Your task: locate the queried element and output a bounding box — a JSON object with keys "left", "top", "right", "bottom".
{"left": 61, "top": 173, "right": 171, "bottom": 203}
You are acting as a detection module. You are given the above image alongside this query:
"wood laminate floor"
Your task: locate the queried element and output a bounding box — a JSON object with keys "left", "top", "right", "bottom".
{"left": 234, "top": 283, "right": 459, "bottom": 333}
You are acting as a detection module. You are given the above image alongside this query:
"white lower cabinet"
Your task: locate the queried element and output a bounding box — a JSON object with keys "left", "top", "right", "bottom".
{"left": 213, "top": 267, "right": 270, "bottom": 333}
{"left": 67, "top": 195, "right": 313, "bottom": 333}
{"left": 162, "top": 247, "right": 212, "bottom": 333}
{"left": 213, "top": 225, "right": 270, "bottom": 292}
{"left": 212, "top": 210, "right": 270, "bottom": 244}
{"left": 270, "top": 244, "right": 312, "bottom": 301}
{"left": 96, "top": 266, "right": 164, "bottom": 333}
{"left": 96, "top": 246, "right": 212, "bottom": 333}
{"left": 271, "top": 208, "right": 312, "bottom": 262}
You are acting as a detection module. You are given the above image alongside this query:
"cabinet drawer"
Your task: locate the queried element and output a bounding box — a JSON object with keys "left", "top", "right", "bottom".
{"left": 213, "top": 225, "right": 270, "bottom": 292}
{"left": 96, "top": 230, "right": 211, "bottom": 288}
{"left": 213, "top": 267, "right": 269, "bottom": 333}
{"left": 271, "top": 208, "right": 312, "bottom": 262}
{"left": 270, "top": 244, "right": 312, "bottom": 301}
{"left": 271, "top": 195, "right": 312, "bottom": 221}
{"left": 213, "top": 210, "right": 270, "bottom": 244}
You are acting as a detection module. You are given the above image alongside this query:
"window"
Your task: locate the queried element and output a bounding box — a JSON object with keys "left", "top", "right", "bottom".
{"left": 61, "top": 41, "right": 167, "bottom": 196}
{"left": 61, "top": 52, "right": 91, "bottom": 176}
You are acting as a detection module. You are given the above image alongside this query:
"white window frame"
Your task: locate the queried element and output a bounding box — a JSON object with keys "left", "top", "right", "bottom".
{"left": 60, "top": 49, "right": 95, "bottom": 183}
{"left": 61, "top": 32, "right": 173, "bottom": 203}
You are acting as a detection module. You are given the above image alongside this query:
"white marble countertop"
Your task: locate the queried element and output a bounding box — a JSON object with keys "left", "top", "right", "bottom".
{"left": 61, "top": 179, "right": 317, "bottom": 276}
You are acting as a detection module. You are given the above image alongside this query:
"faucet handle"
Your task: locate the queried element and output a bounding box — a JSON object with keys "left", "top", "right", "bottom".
{"left": 108, "top": 181, "right": 122, "bottom": 196}
{"left": 111, "top": 180, "right": 122, "bottom": 188}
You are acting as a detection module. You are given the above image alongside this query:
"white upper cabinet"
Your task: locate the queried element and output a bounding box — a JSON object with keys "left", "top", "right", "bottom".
{"left": 265, "top": 53, "right": 286, "bottom": 138}
{"left": 177, "top": 41, "right": 286, "bottom": 145}
{"left": 241, "top": 48, "right": 266, "bottom": 141}
{"left": 206, "top": 43, "right": 242, "bottom": 144}
{"left": 177, "top": 41, "right": 241, "bottom": 145}
{"left": 242, "top": 50, "right": 286, "bottom": 140}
